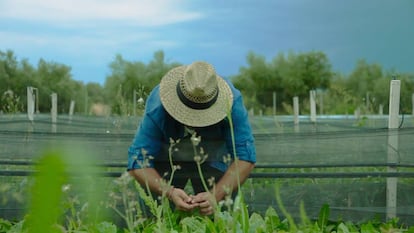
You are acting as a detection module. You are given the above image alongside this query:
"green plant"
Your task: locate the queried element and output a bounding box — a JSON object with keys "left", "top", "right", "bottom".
{"left": 1, "top": 90, "right": 22, "bottom": 114}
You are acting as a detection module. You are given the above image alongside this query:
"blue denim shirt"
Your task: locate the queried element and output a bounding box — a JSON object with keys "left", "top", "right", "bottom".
{"left": 127, "top": 79, "right": 256, "bottom": 172}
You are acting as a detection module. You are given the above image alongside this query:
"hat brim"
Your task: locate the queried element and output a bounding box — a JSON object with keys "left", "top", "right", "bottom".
{"left": 160, "top": 65, "right": 233, "bottom": 127}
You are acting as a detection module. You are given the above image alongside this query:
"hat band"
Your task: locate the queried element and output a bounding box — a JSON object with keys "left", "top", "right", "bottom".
{"left": 176, "top": 83, "right": 219, "bottom": 110}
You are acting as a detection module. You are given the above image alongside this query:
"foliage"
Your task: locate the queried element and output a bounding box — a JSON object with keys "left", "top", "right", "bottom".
{"left": 104, "top": 51, "right": 180, "bottom": 115}
{"left": 2, "top": 49, "right": 414, "bottom": 116}
{"left": 232, "top": 50, "right": 333, "bottom": 115}
{"left": 1, "top": 90, "right": 23, "bottom": 113}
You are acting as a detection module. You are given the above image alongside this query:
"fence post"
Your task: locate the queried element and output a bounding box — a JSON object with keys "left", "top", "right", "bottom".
{"left": 51, "top": 93, "right": 58, "bottom": 133}
{"left": 412, "top": 93, "right": 414, "bottom": 116}
{"left": 69, "top": 100, "right": 75, "bottom": 122}
{"left": 27, "top": 87, "right": 35, "bottom": 122}
{"left": 310, "top": 90, "right": 316, "bottom": 123}
{"left": 319, "top": 90, "right": 324, "bottom": 115}
{"left": 387, "top": 79, "right": 400, "bottom": 220}
{"left": 293, "top": 96, "right": 299, "bottom": 125}
{"left": 273, "top": 92, "right": 277, "bottom": 116}
{"left": 133, "top": 89, "right": 137, "bottom": 116}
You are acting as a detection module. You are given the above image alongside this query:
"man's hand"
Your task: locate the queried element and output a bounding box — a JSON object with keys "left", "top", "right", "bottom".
{"left": 191, "top": 191, "right": 216, "bottom": 216}
{"left": 168, "top": 188, "right": 198, "bottom": 211}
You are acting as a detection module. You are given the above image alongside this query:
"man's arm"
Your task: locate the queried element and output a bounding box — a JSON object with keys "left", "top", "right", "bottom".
{"left": 212, "top": 159, "right": 255, "bottom": 201}
{"left": 128, "top": 168, "right": 197, "bottom": 211}
{"left": 128, "top": 168, "right": 164, "bottom": 195}
{"left": 190, "top": 159, "right": 254, "bottom": 215}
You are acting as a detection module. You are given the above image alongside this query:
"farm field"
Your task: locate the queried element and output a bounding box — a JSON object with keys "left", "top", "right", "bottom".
{"left": 1, "top": 113, "right": 414, "bottom": 231}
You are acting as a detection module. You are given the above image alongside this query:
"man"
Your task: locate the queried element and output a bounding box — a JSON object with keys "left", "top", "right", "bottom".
{"left": 128, "top": 61, "right": 256, "bottom": 216}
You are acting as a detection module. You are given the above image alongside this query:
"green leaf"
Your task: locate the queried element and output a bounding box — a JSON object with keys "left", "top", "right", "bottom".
{"left": 203, "top": 215, "right": 218, "bottom": 233}
{"left": 180, "top": 216, "right": 206, "bottom": 233}
{"left": 25, "top": 151, "right": 68, "bottom": 233}
{"left": 317, "top": 203, "right": 330, "bottom": 230}
{"left": 4, "top": 219, "right": 24, "bottom": 233}
{"left": 233, "top": 194, "right": 250, "bottom": 233}
{"left": 360, "top": 222, "right": 378, "bottom": 233}
{"left": 337, "top": 222, "right": 350, "bottom": 233}
{"left": 249, "top": 213, "right": 265, "bottom": 233}
{"left": 264, "top": 206, "right": 281, "bottom": 232}
{"left": 0, "top": 218, "right": 12, "bottom": 232}
{"left": 274, "top": 184, "right": 296, "bottom": 232}
{"left": 299, "top": 200, "right": 311, "bottom": 226}
{"left": 95, "top": 221, "right": 117, "bottom": 233}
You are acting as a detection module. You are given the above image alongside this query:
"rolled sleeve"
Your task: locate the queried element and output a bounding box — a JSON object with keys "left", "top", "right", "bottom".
{"left": 127, "top": 87, "right": 164, "bottom": 170}
{"left": 127, "top": 116, "right": 161, "bottom": 170}
{"left": 226, "top": 89, "right": 257, "bottom": 164}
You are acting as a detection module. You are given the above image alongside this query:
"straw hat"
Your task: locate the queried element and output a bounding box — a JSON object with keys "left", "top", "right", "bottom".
{"left": 159, "top": 61, "right": 233, "bottom": 127}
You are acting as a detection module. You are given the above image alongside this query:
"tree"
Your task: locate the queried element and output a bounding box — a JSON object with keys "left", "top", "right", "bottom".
{"left": 233, "top": 51, "right": 333, "bottom": 114}
{"left": 36, "top": 59, "right": 75, "bottom": 113}
{"left": 104, "top": 51, "right": 181, "bottom": 115}
{"left": 346, "top": 60, "right": 384, "bottom": 114}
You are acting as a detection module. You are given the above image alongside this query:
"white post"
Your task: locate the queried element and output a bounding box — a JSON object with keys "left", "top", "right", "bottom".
{"left": 388, "top": 81, "right": 400, "bottom": 128}
{"left": 319, "top": 91, "right": 324, "bottom": 115}
{"left": 354, "top": 107, "right": 360, "bottom": 120}
{"left": 84, "top": 87, "right": 88, "bottom": 115}
{"left": 27, "top": 87, "right": 35, "bottom": 121}
{"left": 379, "top": 104, "right": 383, "bottom": 115}
{"left": 273, "top": 92, "right": 276, "bottom": 115}
{"left": 310, "top": 90, "right": 316, "bottom": 123}
{"left": 412, "top": 93, "right": 414, "bottom": 116}
{"left": 293, "top": 96, "right": 299, "bottom": 125}
{"left": 69, "top": 100, "right": 75, "bottom": 122}
{"left": 133, "top": 89, "right": 137, "bottom": 116}
{"left": 249, "top": 108, "right": 254, "bottom": 117}
{"left": 387, "top": 80, "right": 400, "bottom": 220}
{"left": 51, "top": 93, "right": 58, "bottom": 132}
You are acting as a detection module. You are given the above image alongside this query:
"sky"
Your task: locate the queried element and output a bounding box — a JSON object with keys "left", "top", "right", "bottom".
{"left": 1, "top": 0, "right": 413, "bottom": 85}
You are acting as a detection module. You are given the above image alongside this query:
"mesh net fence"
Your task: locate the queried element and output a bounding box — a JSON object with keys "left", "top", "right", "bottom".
{"left": 0, "top": 113, "right": 413, "bottom": 225}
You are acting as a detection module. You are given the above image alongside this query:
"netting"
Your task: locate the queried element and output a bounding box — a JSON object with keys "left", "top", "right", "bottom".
{"left": 1, "top": 113, "right": 413, "bottom": 225}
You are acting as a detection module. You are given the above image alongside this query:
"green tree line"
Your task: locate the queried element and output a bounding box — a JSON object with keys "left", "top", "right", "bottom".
{"left": 1, "top": 49, "right": 413, "bottom": 116}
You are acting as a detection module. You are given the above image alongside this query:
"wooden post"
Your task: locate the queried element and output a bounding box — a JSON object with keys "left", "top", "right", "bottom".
{"left": 293, "top": 96, "right": 299, "bottom": 125}
{"left": 273, "top": 92, "right": 276, "bottom": 116}
{"left": 412, "top": 93, "right": 414, "bottom": 116}
{"left": 51, "top": 93, "right": 58, "bottom": 133}
{"left": 354, "top": 107, "right": 360, "bottom": 120}
{"left": 387, "top": 80, "right": 400, "bottom": 220}
{"left": 69, "top": 100, "right": 75, "bottom": 122}
{"left": 319, "top": 91, "right": 324, "bottom": 115}
{"left": 27, "top": 87, "right": 35, "bottom": 122}
{"left": 84, "top": 87, "right": 88, "bottom": 115}
{"left": 310, "top": 90, "right": 316, "bottom": 123}
{"left": 249, "top": 108, "right": 254, "bottom": 117}
{"left": 133, "top": 89, "right": 137, "bottom": 116}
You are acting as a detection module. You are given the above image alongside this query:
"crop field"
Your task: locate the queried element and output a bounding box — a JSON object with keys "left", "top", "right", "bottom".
{"left": 1, "top": 113, "right": 414, "bottom": 231}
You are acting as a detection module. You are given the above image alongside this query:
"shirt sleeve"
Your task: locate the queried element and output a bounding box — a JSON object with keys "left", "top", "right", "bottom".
{"left": 226, "top": 87, "right": 257, "bottom": 164}
{"left": 127, "top": 88, "right": 164, "bottom": 170}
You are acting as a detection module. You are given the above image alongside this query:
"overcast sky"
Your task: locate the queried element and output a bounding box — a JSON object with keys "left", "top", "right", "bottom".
{"left": 1, "top": 0, "right": 413, "bottom": 85}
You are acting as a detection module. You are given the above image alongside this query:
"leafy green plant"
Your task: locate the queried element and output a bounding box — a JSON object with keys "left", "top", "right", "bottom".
{"left": 1, "top": 90, "right": 22, "bottom": 114}
{"left": 0, "top": 218, "right": 13, "bottom": 233}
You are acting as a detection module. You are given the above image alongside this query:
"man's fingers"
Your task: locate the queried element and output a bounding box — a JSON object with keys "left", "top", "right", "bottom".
{"left": 198, "top": 200, "right": 210, "bottom": 208}
{"left": 176, "top": 201, "right": 197, "bottom": 211}
{"left": 199, "top": 206, "right": 214, "bottom": 215}
{"left": 191, "top": 192, "right": 210, "bottom": 204}
{"left": 170, "top": 188, "right": 199, "bottom": 211}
